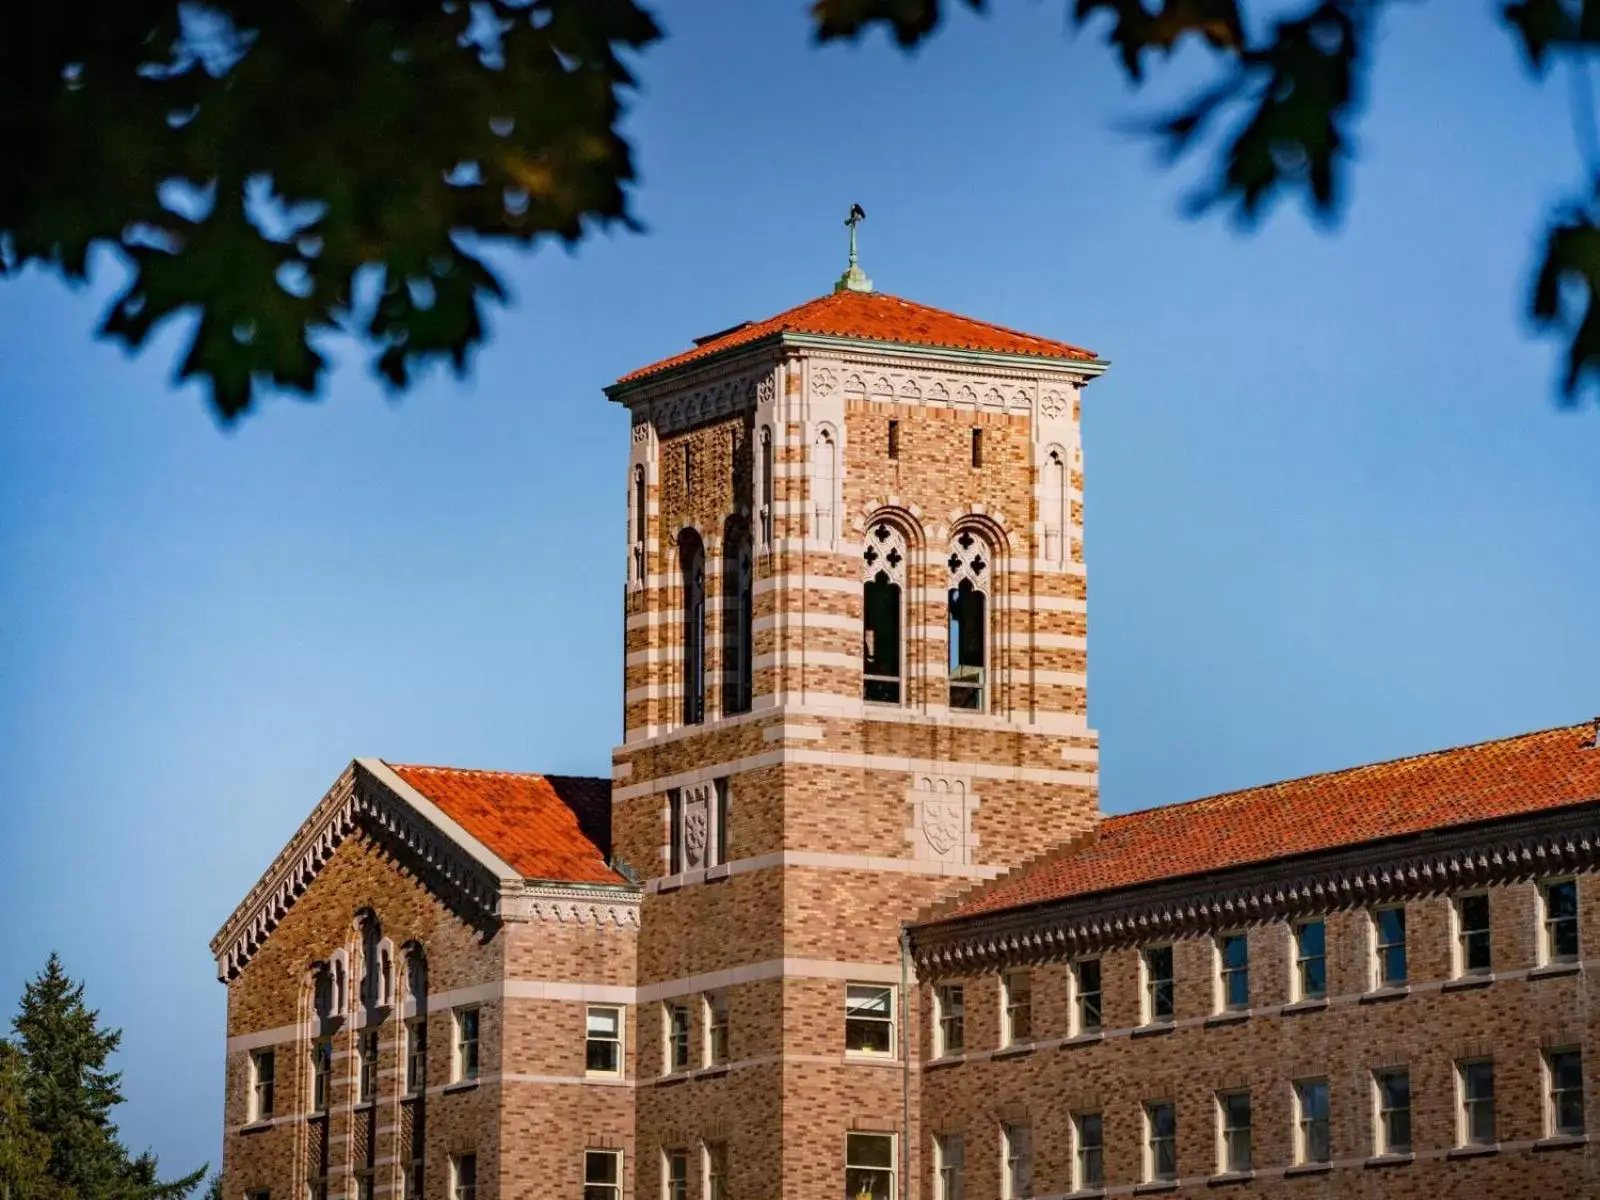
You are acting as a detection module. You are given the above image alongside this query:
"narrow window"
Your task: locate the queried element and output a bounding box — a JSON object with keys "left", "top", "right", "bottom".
{"left": 727, "top": 542, "right": 753, "bottom": 715}
{"left": 401, "top": 1164, "right": 421, "bottom": 1200}
{"left": 1002, "top": 970, "right": 1032, "bottom": 1046}
{"left": 405, "top": 1020, "right": 425, "bottom": 1094}
{"left": 664, "top": 1002, "right": 690, "bottom": 1073}
{"left": 632, "top": 465, "right": 647, "bottom": 585}
{"left": 1044, "top": 448, "right": 1067, "bottom": 565}
{"left": 667, "top": 789, "right": 683, "bottom": 875}
{"left": 664, "top": 1149, "right": 688, "bottom": 1200}
{"left": 887, "top": 419, "right": 900, "bottom": 460}
{"left": 1073, "top": 1112, "right": 1103, "bottom": 1190}
{"left": 934, "top": 983, "right": 964, "bottom": 1057}
{"left": 1217, "top": 933, "right": 1249, "bottom": 1012}
{"left": 1293, "top": 919, "right": 1327, "bottom": 1000}
{"left": 1547, "top": 1049, "right": 1585, "bottom": 1136}
{"left": 844, "top": 984, "right": 894, "bottom": 1056}
{"left": 1294, "top": 1079, "right": 1331, "bottom": 1163}
{"left": 758, "top": 428, "right": 774, "bottom": 547}
{"left": 946, "top": 531, "right": 989, "bottom": 711}
{"left": 1455, "top": 894, "right": 1492, "bottom": 975}
{"left": 355, "top": 1174, "right": 373, "bottom": 1200}
{"left": 1142, "top": 945, "right": 1174, "bottom": 1023}
{"left": 249, "top": 1049, "right": 275, "bottom": 1121}
{"left": 1218, "top": 1090, "right": 1252, "bottom": 1173}
{"left": 704, "top": 1143, "right": 727, "bottom": 1200}
{"left": 1001, "top": 1123, "right": 1031, "bottom": 1199}
{"left": 358, "top": 1029, "right": 378, "bottom": 1103}
{"left": 1543, "top": 879, "right": 1580, "bottom": 963}
{"left": 451, "top": 1155, "right": 476, "bottom": 1200}
{"left": 308, "top": 1180, "right": 327, "bottom": 1200}
{"left": 680, "top": 531, "right": 706, "bottom": 725}
{"left": 1144, "top": 1102, "right": 1177, "bottom": 1183}
{"left": 861, "top": 521, "right": 906, "bottom": 704}
{"left": 970, "top": 427, "right": 983, "bottom": 468}
{"left": 1073, "top": 958, "right": 1102, "bottom": 1033}
{"left": 713, "top": 778, "right": 730, "bottom": 867}
{"left": 845, "top": 1133, "right": 895, "bottom": 1200}
{"left": 1458, "top": 1059, "right": 1496, "bottom": 1146}
{"left": 311, "top": 1039, "right": 331, "bottom": 1112}
{"left": 1373, "top": 906, "right": 1407, "bottom": 987}
{"left": 584, "top": 1151, "right": 622, "bottom": 1200}
{"left": 934, "top": 1133, "right": 963, "bottom": 1200}
{"left": 586, "top": 1005, "right": 622, "bottom": 1076}
{"left": 453, "top": 1007, "right": 479, "bottom": 1082}
{"left": 1374, "top": 1069, "right": 1412, "bottom": 1155}
{"left": 246, "top": 1190, "right": 270, "bottom": 1200}
{"left": 813, "top": 429, "right": 837, "bottom": 544}
{"left": 704, "top": 992, "right": 729, "bottom": 1067}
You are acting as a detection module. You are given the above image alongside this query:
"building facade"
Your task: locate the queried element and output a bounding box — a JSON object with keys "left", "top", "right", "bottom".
{"left": 212, "top": 264, "right": 1600, "bottom": 1200}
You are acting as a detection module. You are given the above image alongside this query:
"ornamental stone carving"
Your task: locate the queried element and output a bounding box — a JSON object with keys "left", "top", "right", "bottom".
{"left": 906, "top": 776, "right": 979, "bottom": 866}
{"left": 682, "top": 782, "right": 714, "bottom": 870}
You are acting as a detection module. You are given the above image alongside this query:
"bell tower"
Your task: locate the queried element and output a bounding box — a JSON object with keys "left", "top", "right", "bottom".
{"left": 605, "top": 222, "right": 1106, "bottom": 1200}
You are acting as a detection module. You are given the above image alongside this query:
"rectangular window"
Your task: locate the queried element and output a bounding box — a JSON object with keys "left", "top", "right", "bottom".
{"left": 1217, "top": 933, "right": 1249, "bottom": 1011}
{"left": 1001, "top": 1123, "right": 1031, "bottom": 1200}
{"left": 311, "top": 1040, "right": 330, "bottom": 1112}
{"left": 664, "top": 1149, "right": 688, "bottom": 1200}
{"left": 1073, "top": 1112, "right": 1103, "bottom": 1190}
{"left": 887, "top": 419, "right": 900, "bottom": 460}
{"left": 584, "top": 1150, "right": 622, "bottom": 1200}
{"left": 1144, "top": 1102, "right": 1177, "bottom": 1182}
{"left": 971, "top": 428, "right": 983, "bottom": 468}
{"left": 306, "top": 1179, "right": 325, "bottom": 1200}
{"left": 358, "top": 1029, "right": 378, "bottom": 1103}
{"left": 1455, "top": 893, "right": 1492, "bottom": 975}
{"left": 1217, "top": 1090, "right": 1252, "bottom": 1173}
{"left": 355, "top": 1174, "right": 373, "bottom": 1200}
{"left": 845, "top": 1132, "right": 894, "bottom": 1200}
{"left": 405, "top": 1021, "right": 425, "bottom": 1095}
{"left": 934, "top": 1133, "right": 963, "bottom": 1200}
{"left": 1543, "top": 879, "right": 1580, "bottom": 963}
{"left": 453, "top": 1007, "right": 480, "bottom": 1082}
{"left": 845, "top": 984, "right": 894, "bottom": 1056}
{"left": 1374, "top": 1069, "right": 1412, "bottom": 1155}
{"left": 704, "top": 1143, "right": 727, "bottom": 1200}
{"left": 1073, "top": 959, "right": 1102, "bottom": 1033}
{"left": 664, "top": 1003, "right": 690, "bottom": 1073}
{"left": 1002, "top": 970, "right": 1032, "bottom": 1046}
{"left": 714, "top": 778, "right": 729, "bottom": 867}
{"left": 704, "top": 992, "right": 729, "bottom": 1067}
{"left": 246, "top": 1190, "right": 269, "bottom": 1200}
{"left": 935, "top": 984, "right": 964, "bottom": 1057}
{"left": 1294, "top": 1079, "right": 1331, "bottom": 1164}
{"left": 586, "top": 1005, "right": 622, "bottom": 1076}
{"left": 862, "top": 563, "right": 904, "bottom": 705}
{"left": 1458, "top": 1059, "right": 1496, "bottom": 1146}
{"left": 1142, "top": 945, "right": 1174, "bottom": 1023}
{"left": 1547, "top": 1049, "right": 1585, "bottom": 1136}
{"left": 1373, "top": 906, "right": 1407, "bottom": 987}
{"left": 668, "top": 790, "right": 683, "bottom": 875}
{"left": 451, "top": 1155, "right": 476, "bottom": 1200}
{"left": 249, "top": 1049, "right": 275, "bottom": 1121}
{"left": 1293, "top": 920, "right": 1327, "bottom": 1000}
{"left": 401, "top": 1164, "right": 421, "bottom": 1200}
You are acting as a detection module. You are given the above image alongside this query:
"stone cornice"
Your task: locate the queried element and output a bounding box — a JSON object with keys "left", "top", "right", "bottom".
{"left": 910, "top": 801, "right": 1600, "bottom": 976}
{"left": 503, "top": 882, "right": 642, "bottom": 928}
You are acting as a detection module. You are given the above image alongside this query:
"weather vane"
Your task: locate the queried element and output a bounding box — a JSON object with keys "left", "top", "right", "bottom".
{"left": 835, "top": 202, "right": 874, "bottom": 294}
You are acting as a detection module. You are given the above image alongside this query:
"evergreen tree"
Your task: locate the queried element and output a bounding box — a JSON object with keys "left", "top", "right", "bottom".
{"left": 11, "top": 957, "right": 203, "bottom": 1200}
{"left": 0, "top": 1039, "right": 62, "bottom": 1200}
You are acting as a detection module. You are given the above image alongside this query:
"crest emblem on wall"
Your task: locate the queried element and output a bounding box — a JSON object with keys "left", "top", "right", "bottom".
{"left": 921, "top": 799, "right": 963, "bottom": 856}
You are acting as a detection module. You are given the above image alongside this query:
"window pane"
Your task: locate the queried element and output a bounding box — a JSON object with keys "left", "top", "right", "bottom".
{"left": 1547, "top": 881, "right": 1580, "bottom": 960}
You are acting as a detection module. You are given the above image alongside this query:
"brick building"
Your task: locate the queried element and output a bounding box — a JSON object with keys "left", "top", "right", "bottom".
{"left": 211, "top": 253, "right": 1600, "bottom": 1200}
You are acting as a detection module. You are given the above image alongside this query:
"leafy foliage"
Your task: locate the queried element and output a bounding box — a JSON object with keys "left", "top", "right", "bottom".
{"left": 812, "top": 0, "right": 1600, "bottom": 400}
{"left": 0, "top": 0, "right": 660, "bottom": 420}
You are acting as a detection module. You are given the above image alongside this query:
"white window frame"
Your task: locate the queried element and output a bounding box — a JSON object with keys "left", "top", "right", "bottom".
{"left": 702, "top": 1141, "right": 727, "bottom": 1200}
{"left": 1071, "top": 1111, "right": 1103, "bottom": 1192}
{"left": 845, "top": 1131, "right": 896, "bottom": 1200}
{"left": 450, "top": 1154, "right": 476, "bottom": 1200}
{"left": 1141, "top": 944, "right": 1174, "bottom": 1024}
{"left": 1216, "top": 1090, "right": 1251, "bottom": 1174}
{"left": 1371, "top": 1068, "right": 1412, "bottom": 1156}
{"left": 404, "top": 1019, "right": 425, "bottom": 1095}
{"left": 1291, "top": 919, "right": 1327, "bottom": 1001}
{"left": 1071, "top": 958, "right": 1102, "bottom": 1034}
{"left": 1143, "top": 1101, "right": 1177, "bottom": 1183}
{"left": 844, "top": 984, "right": 896, "bottom": 1058}
{"left": 1545, "top": 1047, "right": 1585, "bottom": 1137}
{"left": 248, "top": 1048, "right": 275, "bottom": 1122}
{"left": 585, "top": 1004, "right": 623, "bottom": 1078}
{"left": 1370, "top": 905, "right": 1407, "bottom": 989}
{"left": 585, "top": 1150, "right": 622, "bottom": 1200}
{"left": 1293, "top": 1078, "right": 1331, "bottom": 1164}
{"left": 1540, "top": 878, "right": 1580, "bottom": 965}
{"left": 357, "top": 1028, "right": 378, "bottom": 1103}
{"left": 934, "top": 983, "right": 965, "bottom": 1058}
{"left": 663, "top": 1001, "right": 690, "bottom": 1074}
{"left": 1452, "top": 892, "right": 1492, "bottom": 977}
{"left": 934, "top": 1132, "right": 964, "bottom": 1200}
{"left": 1215, "top": 932, "right": 1249, "bottom": 1013}
{"left": 662, "top": 1148, "right": 688, "bottom": 1200}
{"left": 1001, "top": 970, "right": 1032, "bottom": 1047}
{"left": 1456, "top": 1059, "right": 1496, "bottom": 1147}
{"left": 703, "top": 991, "right": 729, "bottom": 1067}
{"left": 452, "top": 1007, "right": 480, "bottom": 1082}
{"left": 1001, "top": 1122, "right": 1031, "bottom": 1200}
{"left": 311, "top": 1038, "right": 331, "bottom": 1112}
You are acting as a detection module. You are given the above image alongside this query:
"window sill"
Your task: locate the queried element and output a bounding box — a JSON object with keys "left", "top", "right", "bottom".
{"left": 583, "top": 1072, "right": 624, "bottom": 1083}
{"left": 1206, "top": 1171, "right": 1254, "bottom": 1187}
{"left": 1066, "top": 1190, "right": 1106, "bottom": 1199}
{"left": 239, "top": 1121, "right": 274, "bottom": 1135}
{"left": 352, "top": 1100, "right": 375, "bottom": 1113}
{"left": 442, "top": 1080, "right": 478, "bottom": 1095}
{"left": 655, "top": 877, "right": 682, "bottom": 894}
{"left": 1534, "top": 1134, "right": 1589, "bottom": 1151}
{"left": 695, "top": 1064, "right": 730, "bottom": 1079}
{"left": 1281, "top": 998, "right": 1328, "bottom": 1015}
{"left": 704, "top": 864, "right": 731, "bottom": 884}
{"left": 1359, "top": 986, "right": 1411, "bottom": 1005}
{"left": 1131, "top": 1021, "right": 1174, "bottom": 1039}
{"left": 654, "top": 1071, "right": 691, "bottom": 1086}
{"left": 1530, "top": 962, "right": 1581, "bottom": 980}
{"left": 1132, "top": 1181, "right": 1178, "bottom": 1194}
{"left": 1283, "top": 1162, "right": 1332, "bottom": 1177}
{"left": 1364, "top": 1153, "right": 1412, "bottom": 1169}
{"left": 1062, "top": 1031, "right": 1104, "bottom": 1048}
{"left": 993, "top": 1042, "right": 1036, "bottom": 1060}
{"left": 1446, "top": 1144, "right": 1499, "bottom": 1159}
{"left": 925, "top": 1054, "right": 966, "bottom": 1071}
{"left": 843, "top": 1051, "right": 898, "bottom": 1063}
{"left": 1204, "top": 1011, "right": 1249, "bottom": 1028}
{"left": 1441, "top": 974, "right": 1493, "bottom": 992}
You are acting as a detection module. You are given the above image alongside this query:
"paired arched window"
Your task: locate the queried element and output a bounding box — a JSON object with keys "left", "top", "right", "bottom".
{"left": 947, "top": 530, "right": 991, "bottom": 711}
{"left": 723, "top": 528, "right": 753, "bottom": 715}
{"left": 1044, "top": 448, "right": 1067, "bottom": 566}
{"left": 631, "top": 465, "right": 647, "bottom": 586}
{"left": 680, "top": 529, "right": 706, "bottom": 725}
{"left": 862, "top": 520, "right": 908, "bottom": 704}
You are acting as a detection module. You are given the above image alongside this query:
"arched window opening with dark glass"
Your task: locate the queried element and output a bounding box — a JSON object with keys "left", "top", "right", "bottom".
{"left": 680, "top": 529, "right": 706, "bottom": 725}
{"left": 947, "top": 530, "right": 989, "bottom": 710}
{"left": 861, "top": 521, "right": 906, "bottom": 704}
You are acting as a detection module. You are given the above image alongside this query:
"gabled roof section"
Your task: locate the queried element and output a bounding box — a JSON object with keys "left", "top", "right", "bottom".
{"left": 612, "top": 289, "right": 1099, "bottom": 387}
{"left": 939, "top": 721, "right": 1600, "bottom": 923}
{"left": 385, "top": 763, "right": 622, "bottom": 885}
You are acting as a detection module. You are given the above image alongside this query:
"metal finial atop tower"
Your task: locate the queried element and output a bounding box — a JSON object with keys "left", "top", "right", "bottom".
{"left": 834, "top": 203, "right": 874, "bottom": 294}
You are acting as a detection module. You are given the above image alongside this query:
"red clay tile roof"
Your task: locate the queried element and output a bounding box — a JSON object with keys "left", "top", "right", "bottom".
{"left": 385, "top": 763, "right": 625, "bottom": 886}
{"left": 943, "top": 721, "right": 1600, "bottom": 922}
{"left": 615, "top": 289, "right": 1098, "bottom": 385}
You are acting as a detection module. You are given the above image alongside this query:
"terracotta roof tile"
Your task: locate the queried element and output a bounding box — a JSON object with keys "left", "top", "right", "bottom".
{"left": 942, "top": 721, "right": 1600, "bottom": 922}
{"left": 386, "top": 763, "right": 624, "bottom": 886}
{"left": 615, "top": 289, "right": 1097, "bottom": 385}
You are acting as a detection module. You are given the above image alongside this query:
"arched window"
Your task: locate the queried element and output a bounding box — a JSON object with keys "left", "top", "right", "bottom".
{"left": 723, "top": 528, "right": 753, "bottom": 715}
{"left": 680, "top": 529, "right": 706, "bottom": 725}
{"left": 329, "top": 949, "right": 349, "bottom": 1016}
{"left": 862, "top": 520, "right": 907, "bottom": 704}
{"left": 631, "top": 465, "right": 647, "bottom": 586}
{"left": 1044, "top": 448, "right": 1067, "bottom": 566}
{"left": 813, "top": 429, "right": 837, "bottom": 545}
{"left": 947, "top": 530, "right": 991, "bottom": 711}
{"left": 758, "top": 428, "right": 774, "bottom": 547}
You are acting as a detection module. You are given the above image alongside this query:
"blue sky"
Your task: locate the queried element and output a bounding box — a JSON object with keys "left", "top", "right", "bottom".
{"left": 1, "top": 0, "right": 1596, "bottom": 1179}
